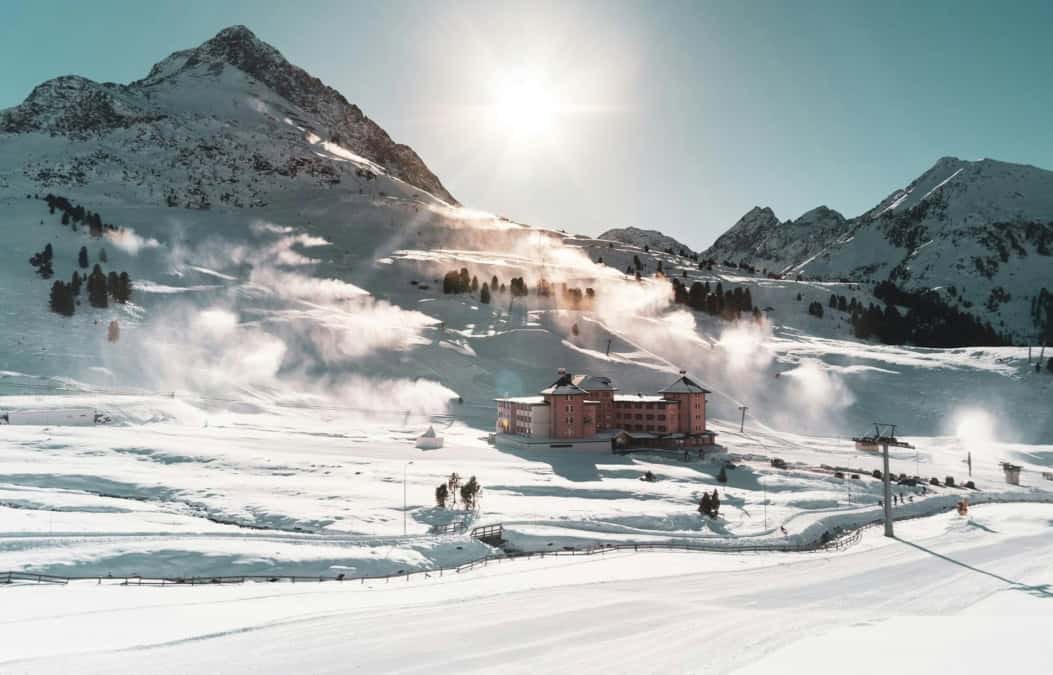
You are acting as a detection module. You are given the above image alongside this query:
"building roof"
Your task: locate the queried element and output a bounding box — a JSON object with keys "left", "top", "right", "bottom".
{"left": 658, "top": 371, "right": 711, "bottom": 394}
{"left": 614, "top": 394, "right": 675, "bottom": 403}
{"left": 495, "top": 396, "right": 548, "bottom": 405}
{"left": 615, "top": 430, "right": 658, "bottom": 439}
{"left": 419, "top": 425, "right": 438, "bottom": 438}
{"left": 540, "top": 371, "right": 589, "bottom": 396}
{"left": 572, "top": 374, "right": 618, "bottom": 392}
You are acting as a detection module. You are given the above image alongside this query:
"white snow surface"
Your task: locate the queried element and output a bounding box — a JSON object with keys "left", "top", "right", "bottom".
{"left": 2, "top": 503, "right": 1050, "bottom": 673}
{"left": 0, "top": 26, "right": 1051, "bottom": 673}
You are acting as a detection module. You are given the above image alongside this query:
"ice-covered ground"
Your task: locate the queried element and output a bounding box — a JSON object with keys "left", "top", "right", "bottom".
{"left": 2, "top": 182, "right": 1052, "bottom": 672}
{"left": 2, "top": 503, "right": 1050, "bottom": 673}
{"left": 1, "top": 392, "right": 1051, "bottom": 579}
{"left": 2, "top": 186, "right": 1053, "bottom": 580}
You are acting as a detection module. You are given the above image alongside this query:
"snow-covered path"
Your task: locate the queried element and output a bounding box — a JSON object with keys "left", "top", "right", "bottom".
{"left": 3, "top": 503, "right": 1050, "bottom": 674}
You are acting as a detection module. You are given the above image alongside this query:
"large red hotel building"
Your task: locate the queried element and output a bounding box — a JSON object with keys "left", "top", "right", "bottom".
{"left": 495, "top": 369, "right": 717, "bottom": 450}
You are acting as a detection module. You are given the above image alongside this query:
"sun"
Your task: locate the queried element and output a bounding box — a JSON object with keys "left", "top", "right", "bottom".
{"left": 490, "top": 75, "right": 558, "bottom": 138}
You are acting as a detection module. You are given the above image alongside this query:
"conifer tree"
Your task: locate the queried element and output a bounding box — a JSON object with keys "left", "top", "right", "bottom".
{"left": 460, "top": 476, "right": 481, "bottom": 510}
{"left": 479, "top": 282, "right": 491, "bottom": 304}
{"left": 88, "top": 264, "right": 108, "bottom": 308}
{"left": 116, "top": 271, "right": 132, "bottom": 303}
{"left": 78, "top": 246, "right": 89, "bottom": 269}
{"left": 48, "top": 281, "right": 75, "bottom": 316}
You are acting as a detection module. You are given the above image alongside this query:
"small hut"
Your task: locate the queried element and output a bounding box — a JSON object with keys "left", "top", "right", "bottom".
{"left": 415, "top": 425, "right": 444, "bottom": 449}
{"left": 1002, "top": 463, "right": 1022, "bottom": 486}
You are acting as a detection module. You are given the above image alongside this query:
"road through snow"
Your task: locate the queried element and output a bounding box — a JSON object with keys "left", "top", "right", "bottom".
{"left": 2, "top": 503, "right": 1050, "bottom": 674}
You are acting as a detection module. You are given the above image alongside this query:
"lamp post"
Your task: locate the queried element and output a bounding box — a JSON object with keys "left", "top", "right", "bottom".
{"left": 403, "top": 460, "right": 414, "bottom": 536}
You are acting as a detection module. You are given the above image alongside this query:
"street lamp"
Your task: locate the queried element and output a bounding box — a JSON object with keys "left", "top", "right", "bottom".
{"left": 403, "top": 460, "right": 414, "bottom": 536}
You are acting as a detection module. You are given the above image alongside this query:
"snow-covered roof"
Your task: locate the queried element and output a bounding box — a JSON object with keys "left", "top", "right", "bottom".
{"left": 540, "top": 371, "right": 588, "bottom": 396}
{"left": 495, "top": 396, "right": 547, "bottom": 405}
{"left": 616, "top": 431, "right": 658, "bottom": 439}
{"left": 614, "top": 394, "right": 673, "bottom": 403}
{"left": 419, "top": 426, "right": 437, "bottom": 438}
{"left": 658, "top": 372, "right": 711, "bottom": 394}
{"left": 572, "top": 374, "right": 618, "bottom": 391}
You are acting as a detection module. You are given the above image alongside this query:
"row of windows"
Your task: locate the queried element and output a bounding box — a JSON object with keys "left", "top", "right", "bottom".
{"left": 624, "top": 424, "right": 662, "bottom": 432}
{"left": 615, "top": 413, "right": 668, "bottom": 421}
{"left": 614, "top": 401, "right": 669, "bottom": 410}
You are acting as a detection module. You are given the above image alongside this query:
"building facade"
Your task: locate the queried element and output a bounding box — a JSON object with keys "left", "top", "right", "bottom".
{"left": 495, "top": 369, "right": 716, "bottom": 449}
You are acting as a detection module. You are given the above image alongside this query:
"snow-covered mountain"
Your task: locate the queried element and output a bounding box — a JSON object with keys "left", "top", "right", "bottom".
{"left": 0, "top": 25, "right": 456, "bottom": 207}
{"left": 1, "top": 24, "right": 1051, "bottom": 443}
{"left": 705, "top": 157, "right": 1053, "bottom": 339}
{"left": 597, "top": 226, "right": 696, "bottom": 257}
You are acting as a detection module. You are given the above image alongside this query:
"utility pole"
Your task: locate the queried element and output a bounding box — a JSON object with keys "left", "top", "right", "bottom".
{"left": 875, "top": 422, "right": 913, "bottom": 538}
{"left": 738, "top": 405, "right": 748, "bottom": 433}
{"left": 605, "top": 337, "right": 612, "bottom": 357}
{"left": 762, "top": 477, "right": 768, "bottom": 530}
{"left": 403, "top": 460, "right": 414, "bottom": 536}
{"left": 882, "top": 437, "right": 894, "bottom": 538}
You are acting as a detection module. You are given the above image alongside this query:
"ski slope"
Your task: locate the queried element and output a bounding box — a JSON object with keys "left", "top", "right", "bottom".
{"left": 2, "top": 503, "right": 1050, "bottom": 674}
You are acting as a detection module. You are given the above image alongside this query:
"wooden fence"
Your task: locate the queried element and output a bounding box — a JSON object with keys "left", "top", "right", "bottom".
{"left": 1, "top": 523, "right": 863, "bottom": 588}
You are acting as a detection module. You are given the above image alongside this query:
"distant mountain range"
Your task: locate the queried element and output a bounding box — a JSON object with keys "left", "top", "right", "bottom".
{"left": 597, "top": 227, "right": 696, "bottom": 257}
{"left": 2, "top": 26, "right": 1050, "bottom": 342}
{"left": 702, "top": 156, "right": 1053, "bottom": 340}
{"left": 0, "top": 25, "right": 456, "bottom": 207}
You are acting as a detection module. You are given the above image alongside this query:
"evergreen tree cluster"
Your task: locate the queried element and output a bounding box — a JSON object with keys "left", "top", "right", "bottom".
{"left": 29, "top": 243, "right": 54, "bottom": 278}
{"left": 698, "top": 488, "right": 721, "bottom": 518}
{"left": 48, "top": 280, "right": 75, "bottom": 316}
{"left": 671, "top": 279, "right": 754, "bottom": 320}
{"left": 852, "top": 281, "right": 1009, "bottom": 347}
{"left": 442, "top": 268, "right": 473, "bottom": 294}
{"left": 442, "top": 268, "right": 526, "bottom": 299}
{"left": 1031, "top": 288, "right": 1053, "bottom": 342}
{"left": 508, "top": 276, "right": 528, "bottom": 297}
{"left": 43, "top": 194, "right": 118, "bottom": 238}
{"left": 807, "top": 301, "right": 825, "bottom": 318}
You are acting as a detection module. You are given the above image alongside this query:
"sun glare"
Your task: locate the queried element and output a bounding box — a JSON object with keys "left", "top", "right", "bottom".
{"left": 491, "top": 76, "right": 558, "bottom": 137}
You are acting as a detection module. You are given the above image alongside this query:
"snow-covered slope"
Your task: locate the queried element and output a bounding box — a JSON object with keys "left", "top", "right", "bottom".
{"left": 705, "top": 157, "right": 1053, "bottom": 339}
{"left": 0, "top": 25, "right": 456, "bottom": 207}
{"left": 597, "top": 226, "right": 696, "bottom": 257}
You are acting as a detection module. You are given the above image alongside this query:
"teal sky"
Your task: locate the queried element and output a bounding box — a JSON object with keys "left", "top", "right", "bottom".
{"left": 3, "top": 1, "right": 1052, "bottom": 249}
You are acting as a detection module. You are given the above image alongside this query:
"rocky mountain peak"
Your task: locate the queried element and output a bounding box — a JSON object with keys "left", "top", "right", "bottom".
{"left": 1, "top": 25, "right": 457, "bottom": 205}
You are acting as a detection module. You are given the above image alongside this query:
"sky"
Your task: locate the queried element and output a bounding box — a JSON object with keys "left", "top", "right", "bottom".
{"left": 3, "top": 0, "right": 1053, "bottom": 250}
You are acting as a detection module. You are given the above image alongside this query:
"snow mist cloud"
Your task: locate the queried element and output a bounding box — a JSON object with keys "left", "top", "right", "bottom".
{"left": 106, "top": 220, "right": 451, "bottom": 415}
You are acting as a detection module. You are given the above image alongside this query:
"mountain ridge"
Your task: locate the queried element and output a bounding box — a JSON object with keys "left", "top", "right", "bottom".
{"left": 597, "top": 226, "right": 697, "bottom": 257}
{"left": 701, "top": 156, "right": 1053, "bottom": 340}
{"left": 0, "top": 25, "right": 456, "bottom": 206}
